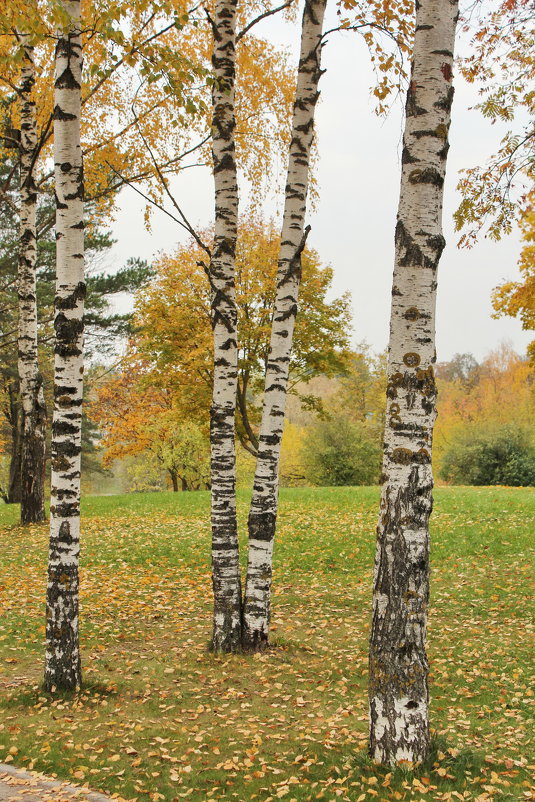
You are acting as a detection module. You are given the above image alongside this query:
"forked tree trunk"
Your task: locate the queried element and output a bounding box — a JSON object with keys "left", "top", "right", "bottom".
{"left": 242, "top": 0, "right": 327, "bottom": 651}
{"left": 17, "top": 33, "right": 47, "bottom": 525}
{"left": 44, "top": 0, "right": 84, "bottom": 692}
{"left": 208, "top": 0, "right": 241, "bottom": 652}
{"left": 368, "top": 0, "right": 458, "bottom": 764}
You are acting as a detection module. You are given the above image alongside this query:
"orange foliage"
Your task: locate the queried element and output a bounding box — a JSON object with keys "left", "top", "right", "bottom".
{"left": 491, "top": 193, "right": 535, "bottom": 364}
{"left": 93, "top": 357, "right": 181, "bottom": 466}
{"left": 434, "top": 344, "right": 534, "bottom": 475}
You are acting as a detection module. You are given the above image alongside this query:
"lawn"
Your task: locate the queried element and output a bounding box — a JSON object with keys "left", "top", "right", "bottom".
{"left": 0, "top": 486, "right": 533, "bottom": 801}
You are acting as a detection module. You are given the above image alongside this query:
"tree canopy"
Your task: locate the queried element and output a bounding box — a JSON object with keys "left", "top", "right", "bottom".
{"left": 127, "top": 218, "right": 353, "bottom": 456}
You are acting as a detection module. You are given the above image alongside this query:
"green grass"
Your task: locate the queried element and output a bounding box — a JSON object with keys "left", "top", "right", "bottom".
{"left": 0, "top": 486, "right": 533, "bottom": 801}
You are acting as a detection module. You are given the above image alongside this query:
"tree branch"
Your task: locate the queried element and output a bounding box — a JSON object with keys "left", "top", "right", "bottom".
{"left": 237, "top": 373, "right": 259, "bottom": 453}
{"left": 131, "top": 106, "right": 211, "bottom": 256}
{"left": 0, "top": 187, "right": 18, "bottom": 215}
{"left": 236, "top": 2, "right": 294, "bottom": 43}
{"left": 104, "top": 161, "right": 202, "bottom": 241}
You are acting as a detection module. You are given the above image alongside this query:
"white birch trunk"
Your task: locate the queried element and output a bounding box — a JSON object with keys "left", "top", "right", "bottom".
{"left": 44, "top": 0, "right": 84, "bottom": 692}
{"left": 242, "top": 0, "right": 327, "bottom": 651}
{"left": 17, "top": 33, "right": 47, "bottom": 525}
{"left": 368, "top": 0, "right": 459, "bottom": 764}
{"left": 209, "top": 0, "right": 242, "bottom": 652}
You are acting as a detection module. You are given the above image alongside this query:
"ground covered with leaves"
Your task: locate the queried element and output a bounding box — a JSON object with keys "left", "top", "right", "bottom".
{"left": 0, "top": 486, "right": 533, "bottom": 801}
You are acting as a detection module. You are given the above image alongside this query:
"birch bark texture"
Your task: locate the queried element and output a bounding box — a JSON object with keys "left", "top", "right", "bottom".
{"left": 368, "top": 0, "right": 458, "bottom": 764}
{"left": 17, "top": 33, "right": 47, "bottom": 525}
{"left": 242, "top": 0, "right": 327, "bottom": 651}
{"left": 208, "top": 0, "right": 242, "bottom": 653}
{"left": 45, "top": 0, "right": 85, "bottom": 692}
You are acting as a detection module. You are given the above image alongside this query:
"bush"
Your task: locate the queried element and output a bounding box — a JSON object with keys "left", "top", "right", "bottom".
{"left": 440, "top": 425, "right": 535, "bottom": 486}
{"left": 301, "top": 418, "right": 381, "bottom": 486}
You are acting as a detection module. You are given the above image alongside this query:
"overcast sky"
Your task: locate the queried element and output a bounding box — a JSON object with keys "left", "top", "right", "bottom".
{"left": 107, "top": 4, "right": 531, "bottom": 363}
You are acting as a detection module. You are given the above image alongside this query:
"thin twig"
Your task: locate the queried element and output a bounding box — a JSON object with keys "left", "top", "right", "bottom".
{"left": 131, "top": 105, "right": 210, "bottom": 256}
{"left": 236, "top": 1, "right": 294, "bottom": 43}
{"left": 105, "top": 161, "right": 201, "bottom": 239}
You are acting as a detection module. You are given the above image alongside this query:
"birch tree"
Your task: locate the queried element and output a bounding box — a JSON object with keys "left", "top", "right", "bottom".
{"left": 44, "top": 0, "right": 84, "bottom": 691}
{"left": 242, "top": 0, "right": 327, "bottom": 651}
{"left": 16, "top": 31, "right": 47, "bottom": 524}
{"left": 208, "top": 0, "right": 242, "bottom": 652}
{"left": 368, "top": 0, "right": 458, "bottom": 765}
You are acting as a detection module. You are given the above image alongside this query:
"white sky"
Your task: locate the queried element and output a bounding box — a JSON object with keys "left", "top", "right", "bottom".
{"left": 107, "top": 4, "right": 531, "bottom": 363}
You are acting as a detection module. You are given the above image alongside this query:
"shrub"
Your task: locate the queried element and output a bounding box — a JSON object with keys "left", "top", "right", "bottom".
{"left": 440, "top": 425, "right": 535, "bottom": 486}
{"left": 301, "top": 418, "right": 381, "bottom": 486}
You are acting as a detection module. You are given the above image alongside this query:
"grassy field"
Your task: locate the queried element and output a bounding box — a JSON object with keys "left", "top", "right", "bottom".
{"left": 0, "top": 486, "right": 533, "bottom": 801}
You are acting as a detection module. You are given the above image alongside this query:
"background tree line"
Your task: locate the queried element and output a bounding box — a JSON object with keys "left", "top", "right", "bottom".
{"left": 88, "top": 248, "right": 535, "bottom": 492}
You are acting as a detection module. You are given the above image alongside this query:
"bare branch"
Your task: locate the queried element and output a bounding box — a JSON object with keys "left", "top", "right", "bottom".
{"left": 236, "top": 2, "right": 293, "bottom": 43}
{"left": 0, "top": 187, "right": 18, "bottom": 215}
{"left": 131, "top": 105, "right": 211, "bottom": 256}
{"left": 1, "top": 159, "right": 18, "bottom": 195}
{"left": 105, "top": 160, "right": 201, "bottom": 240}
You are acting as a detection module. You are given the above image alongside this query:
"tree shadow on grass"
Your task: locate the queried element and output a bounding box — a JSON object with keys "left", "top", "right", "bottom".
{"left": 1, "top": 679, "right": 119, "bottom": 710}
{"left": 347, "top": 735, "right": 512, "bottom": 799}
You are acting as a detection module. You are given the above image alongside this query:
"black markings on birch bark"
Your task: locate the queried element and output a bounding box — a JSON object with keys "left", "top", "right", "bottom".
{"left": 208, "top": 0, "right": 242, "bottom": 653}
{"left": 242, "top": 0, "right": 327, "bottom": 652}
{"left": 16, "top": 34, "right": 47, "bottom": 525}
{"left": 45, "top": 0, "right": 84, "bottom": 692}
{"left": 368, "top": 0, "right": 458, "bottom": 765}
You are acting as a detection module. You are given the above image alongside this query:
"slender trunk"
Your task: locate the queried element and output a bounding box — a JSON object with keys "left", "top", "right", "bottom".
{"left": 44, "top": 0, "right": 84, "bottom": 692}
{"left": 208, "top": 0, "right": 241, "bottom": 653}
{"left": 169, "top": 470, "right": 179, "bottom": 492}
{"left": 237, "top": 373, "right": 259, "bottom": 455}
{"left": 181, "top": 476, "right": 188, "bottom": 492}
{"left": 7, "top": 382, "right": 22, "bottom": 504}
{"left": 368, "top": 0, "right": 458, "bottom": 764}
{"left": 17, "top": 33, "right": 47, "bottom": 524}
{"left": 242, "top": 0, "right": 327, "bottom": 651}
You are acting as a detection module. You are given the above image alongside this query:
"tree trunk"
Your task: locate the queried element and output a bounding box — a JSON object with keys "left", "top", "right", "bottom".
{"left": 208, "top": 0, "right": 242, "bottom": 653}
{"left": 368, "top": 0, "right": 458, "bottom": 765}
{"left": 7, "top": 382, "right": 22, "bottom": 504}
{"left": 169, "top": 470, "right": 179, "bottom": 492}
{"left": 242, "top": 0, "right": 327, "bottom": 651}
{"left": 17, "top": 32, "right": 47, "bottom": 525}
{"left": 44, "top": 0, "right": 84, "bottom": 692}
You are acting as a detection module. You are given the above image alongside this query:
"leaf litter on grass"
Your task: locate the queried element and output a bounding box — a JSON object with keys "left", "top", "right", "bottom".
{"left": 0, "top": 487, "right": 533, "bottom": 801}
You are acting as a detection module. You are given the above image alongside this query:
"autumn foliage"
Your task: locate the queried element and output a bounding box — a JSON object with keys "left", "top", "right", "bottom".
{"left": 434, "top": 344, "right": 534, "bottom": 482}
{"left": 93, "top": 219, "right": 353, "bottom": 472}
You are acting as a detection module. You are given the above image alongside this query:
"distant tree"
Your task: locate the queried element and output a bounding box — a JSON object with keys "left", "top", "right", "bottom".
{"left": 301, "top": 418, "right": 381, "bottom": 486}
{"left": 335, "top": 345, "right": 387, "bottom": 430}
{"left": 277, "top": 346, "right": 387, "bottom": 487}
{"left": 133, "top": 219, "right": 352, "bottom": 455}
{"left": 441, "top": 425, "right": 535, "bottom": 486}
{"left": 433, "top": 345, "right": 534, "bottom": 477}
{"left": 93, "top": 359, "right": 210, "bottom": 492}
{"left": 435, "top": 352, "right": 480, "bottom": 386}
